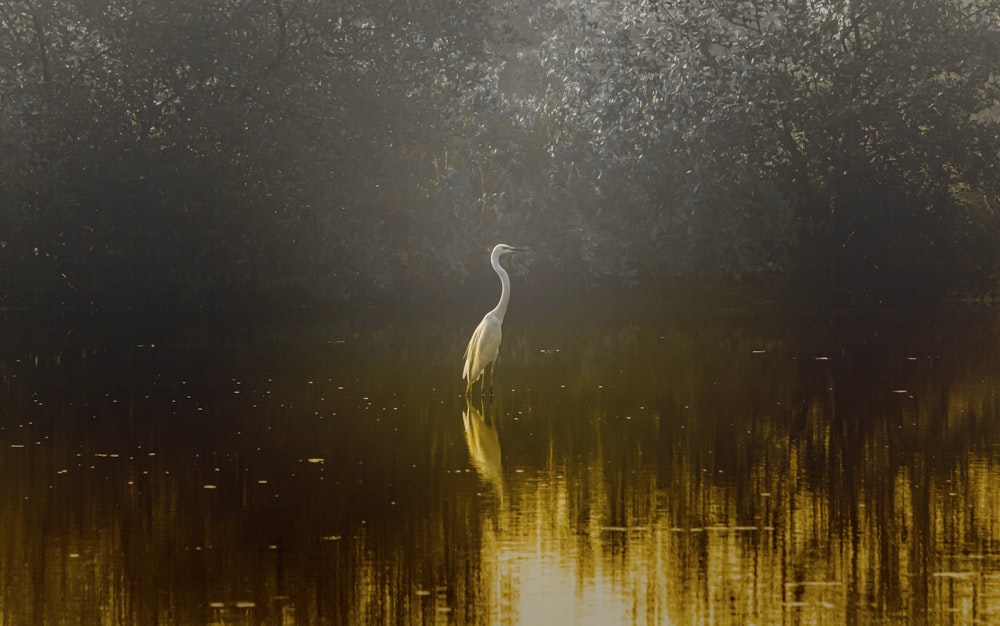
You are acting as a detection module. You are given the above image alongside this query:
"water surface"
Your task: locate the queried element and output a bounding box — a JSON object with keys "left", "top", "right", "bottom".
{"left": 1, "top": 303, "right": 1000, "bottom": 624}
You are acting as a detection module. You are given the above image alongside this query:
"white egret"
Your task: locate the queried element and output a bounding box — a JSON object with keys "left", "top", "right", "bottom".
{"left": 463, "top": 244, "right": 520, "bottom": 396}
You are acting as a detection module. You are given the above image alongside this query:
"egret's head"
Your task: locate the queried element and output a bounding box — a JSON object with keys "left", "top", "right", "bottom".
{"left": 492, "top": 243, "right": 520, "bottom": 257}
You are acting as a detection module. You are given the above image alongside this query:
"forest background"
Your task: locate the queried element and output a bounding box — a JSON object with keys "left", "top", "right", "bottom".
{"left": 1, "top": 0, "right": 999, "bottom": 308}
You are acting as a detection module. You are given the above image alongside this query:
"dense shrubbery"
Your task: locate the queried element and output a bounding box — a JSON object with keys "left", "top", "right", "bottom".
{"left": 0, "top": 0, "right": 998, "bottom": 306}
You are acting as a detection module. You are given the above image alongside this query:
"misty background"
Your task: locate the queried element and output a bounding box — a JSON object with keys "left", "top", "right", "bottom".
{"left": 1, "top": 0, "right": 999, "bottom": 308}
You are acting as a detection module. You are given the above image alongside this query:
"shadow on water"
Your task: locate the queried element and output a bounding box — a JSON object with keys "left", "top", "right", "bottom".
{"left": 0, "top": 304, "right": 1000, "bottom": 623}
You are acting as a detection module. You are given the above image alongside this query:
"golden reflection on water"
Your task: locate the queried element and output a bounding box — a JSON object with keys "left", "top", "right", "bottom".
{"left": 1, "top": 308, "right": 1000, "bottom": 623}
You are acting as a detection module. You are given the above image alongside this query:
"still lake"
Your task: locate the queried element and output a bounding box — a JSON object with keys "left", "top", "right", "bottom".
{"left": 1, "top": 300, "right": 1000, "bottom": 624}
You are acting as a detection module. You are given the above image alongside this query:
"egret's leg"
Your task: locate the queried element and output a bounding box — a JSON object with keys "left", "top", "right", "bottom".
{"left": 488, "top": 361, "right": 496, "bottom": 397}
{"left": 482, "top": 397, "right": 493, "bottom": 425}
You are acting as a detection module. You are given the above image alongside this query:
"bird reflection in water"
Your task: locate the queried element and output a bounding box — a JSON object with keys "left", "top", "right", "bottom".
{"left": 462, "top": 399, "right": 505, "bottom": 502}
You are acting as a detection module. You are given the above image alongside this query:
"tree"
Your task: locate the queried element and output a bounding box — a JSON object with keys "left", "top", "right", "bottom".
{"left": 1, "top": 0, "right": 998, "bottom": 305}
{"left": 0, "top": 0, "right": 503, "bottom": 304}
{"left": 635, "top": 0, "right": 1000, "bottom": 293}
{"left": 486, "top": 0, "right": 1000, "bottom": 292}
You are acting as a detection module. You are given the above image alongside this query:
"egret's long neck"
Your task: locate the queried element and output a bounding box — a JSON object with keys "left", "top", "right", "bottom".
{"left": 489, "top": 255, "right": 511, "bottom": 321}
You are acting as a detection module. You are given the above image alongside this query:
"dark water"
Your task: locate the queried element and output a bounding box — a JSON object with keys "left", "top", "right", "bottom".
{"left": 2, "top": 303, "right": 1000, "bottom": 624}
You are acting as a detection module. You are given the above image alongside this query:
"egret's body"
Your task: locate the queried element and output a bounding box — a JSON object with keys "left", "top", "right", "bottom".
{"left": 463, "top": 244, "right": 519, "bottom": 395}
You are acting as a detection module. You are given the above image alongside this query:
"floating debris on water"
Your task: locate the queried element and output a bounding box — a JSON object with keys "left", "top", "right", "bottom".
{"left": 932, "top": 571, "right": 976, "bottom": 579}
{"left": 671, "top": 526, "right": 775, "bottom": 533}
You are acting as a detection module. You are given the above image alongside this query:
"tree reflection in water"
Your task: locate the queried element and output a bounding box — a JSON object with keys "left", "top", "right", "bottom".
{"left": 0, "top": 307, "right": 998, "bottom": 624}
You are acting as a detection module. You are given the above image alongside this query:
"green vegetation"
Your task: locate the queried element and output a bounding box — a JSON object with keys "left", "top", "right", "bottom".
{"left": 1, "top": 0, "right": 998, "bottom": 306}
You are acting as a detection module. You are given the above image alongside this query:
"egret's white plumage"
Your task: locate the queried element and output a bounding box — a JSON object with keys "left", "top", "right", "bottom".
{"left": 463, "top": 244, "right": 519, "bottom": 395}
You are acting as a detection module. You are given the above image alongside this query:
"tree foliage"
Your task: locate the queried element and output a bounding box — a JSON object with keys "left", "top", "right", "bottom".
{"left": 0, "top": 0, "right": 998, "bottom": 306}
{"left": 641, "top": 0, "right": 1000, "bottom": 292}
{"left": 515, "top": 0, "right": 1000, "bottom": 292}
